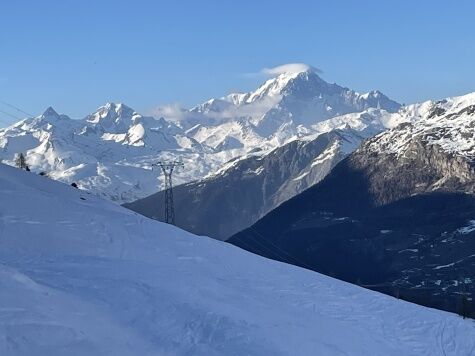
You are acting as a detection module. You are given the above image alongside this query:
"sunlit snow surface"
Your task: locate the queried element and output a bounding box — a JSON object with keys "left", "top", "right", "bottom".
{"left": 366, "top": 93, "right": 475, "bottom": 159}
{"left": 0, "top": 163, "right": 474, "bottom": 355}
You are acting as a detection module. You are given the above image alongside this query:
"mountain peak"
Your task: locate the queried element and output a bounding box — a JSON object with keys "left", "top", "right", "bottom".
{"left": 247, "top": 67, "right": 328, "bottom": 103}
{"left": 41, "top": 106, "right": 60, "bottom": 119}
{"left": 87, "top": 102, "right": 136, "bottom": 125}
{"left": 103, "top": 102, "right": 134, "bottom": 115}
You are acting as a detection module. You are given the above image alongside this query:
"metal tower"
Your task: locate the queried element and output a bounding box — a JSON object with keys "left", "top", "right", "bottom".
{"left": 154, "top": 160, "right": 184, "bottom": 225}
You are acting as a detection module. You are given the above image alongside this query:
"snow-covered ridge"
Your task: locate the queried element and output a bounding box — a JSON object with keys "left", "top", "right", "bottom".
{"left": 0, "top": 103, "right": 215, "bottom": 202}
{"left": 364, "top": 92, "right": 475, "bottom": 159}
{"left": 0, "top": 67, "right": 402, "bottom": 202}
{"left": 1, "top": 162, "right": 474, "bottom": 355}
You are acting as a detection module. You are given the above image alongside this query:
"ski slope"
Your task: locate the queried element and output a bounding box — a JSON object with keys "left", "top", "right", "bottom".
{"left": 0, "top": 163, "right": 474, "bottom": 356}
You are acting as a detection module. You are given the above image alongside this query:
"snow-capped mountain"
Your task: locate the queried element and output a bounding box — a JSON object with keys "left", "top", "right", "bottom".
{"left": 1, "top": 162, "right": 474, "bottom": 355}
{"left": 366, "top": 92, "right": 475, "bottom": 162}
{"left": 0, "top": 66, "right": 400, "bottom": 202}
{"left": 0, "top": 103, "right": 215, "bottom": 202}
{"left": 186, "top": 68, "right": 400, "bottom": 146}
{"left": 230, "top": 92, "right": 475, "bottom": 318}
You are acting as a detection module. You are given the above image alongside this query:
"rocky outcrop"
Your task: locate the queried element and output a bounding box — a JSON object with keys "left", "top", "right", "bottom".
{"left": 349, "top": 135, "right": 475, "bottom": 206}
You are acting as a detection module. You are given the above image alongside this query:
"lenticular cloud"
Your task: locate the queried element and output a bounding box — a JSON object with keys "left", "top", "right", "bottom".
{"left": 261, "top": 63, "right": 322, "bottom": 76}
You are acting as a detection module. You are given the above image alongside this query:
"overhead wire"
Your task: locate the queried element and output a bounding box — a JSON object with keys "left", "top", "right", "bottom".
{"left": 0, "top": 109, "right": 21, "bottom": 127}
{"left": 0, "top": 99, "right": 33, "bottom": 117}
{"left": 246, "top": 225, "right": 315, "bottom": 270}
{"left": 229, "top": 227, "right": 286, "bottom": 261}
{"left": 0, "top": 100, "right": 35, "bottom": 127}
{"left": 0, "top": 108, "right": 20, "bottom": 120}
{"left": 0, "top": 117, "right": 13, "bottom": 126}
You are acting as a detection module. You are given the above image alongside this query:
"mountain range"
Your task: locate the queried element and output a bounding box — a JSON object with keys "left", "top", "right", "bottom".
{"left": 125, "top": 92, "right": 475, "bottom": 241}
{"left": 0, "top": 67, "right": 400, "bottom": 203}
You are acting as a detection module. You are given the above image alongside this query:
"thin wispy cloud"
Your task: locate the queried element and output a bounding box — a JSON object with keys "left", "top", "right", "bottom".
{"left": 261, "top": 63, "right": 322, "bottom": 76}
{"left": 148, "top": 103, "right": 190, "bottom": 122}
{"left": 245, "top": 63, "right": 323, "bottom": 78}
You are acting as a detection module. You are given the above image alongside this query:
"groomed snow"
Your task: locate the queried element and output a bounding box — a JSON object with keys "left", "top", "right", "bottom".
{"left": 0, "top": 163, "right": 474, "bottom": 355}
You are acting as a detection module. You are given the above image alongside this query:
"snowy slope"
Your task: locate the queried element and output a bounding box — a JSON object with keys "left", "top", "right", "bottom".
{"left": 0, "top": 65, "right": 400, "bottom": 203}
{"left": 365, "top": 92, "right": 475, "bottom": 159}
{"left": 1, "top": 164, "right": 475, "bottom": 355}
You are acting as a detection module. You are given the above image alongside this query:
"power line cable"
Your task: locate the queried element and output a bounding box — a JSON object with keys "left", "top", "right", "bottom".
{"left": 0, "top": 109, "right": 20, "bottom": 120}
{"left": 0, "top": 116, "right": 13, "bottom": 126}
{"left": 0, "top": 100, "right": 33, "bottom": 117}
{"left": 247, "top": 225, "right": 315, "bottom": 270}
{"left": 243, "top": 231, "right": 289, "bottom": 261}
{"left": 230, "top": 234, "right": 261, "bottom": 255}
{"left": 230, "top": 227, "right": 290, "bottom": 263}
{"left": 254, "top": 226, "right": 315, "bottom": 270}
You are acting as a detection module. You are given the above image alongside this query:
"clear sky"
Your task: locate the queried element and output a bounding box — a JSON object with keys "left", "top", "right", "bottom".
{"left": 1, "top": 0, "right": 474, "bottom": 126}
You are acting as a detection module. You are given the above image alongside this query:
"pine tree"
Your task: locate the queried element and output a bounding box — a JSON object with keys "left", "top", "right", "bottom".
{"left": 15, "top": 153, "right": 28, "bottom": 170}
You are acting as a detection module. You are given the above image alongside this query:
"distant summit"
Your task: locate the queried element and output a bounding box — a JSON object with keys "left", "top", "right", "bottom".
{"left": 41, "top": 106, "right": 60, "bottom": 119}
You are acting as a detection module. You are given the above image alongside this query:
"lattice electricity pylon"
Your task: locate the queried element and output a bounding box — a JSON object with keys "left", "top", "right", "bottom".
{"left": 154, "top": 160, "right": 184, "bottom": 225}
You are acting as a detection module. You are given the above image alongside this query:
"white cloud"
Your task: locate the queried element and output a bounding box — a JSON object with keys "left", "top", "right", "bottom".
{"left": 149, "top": 95, "right": 280, "bottom": 122}
{"left": 205, "top": 95, "right": 282, "bottom": 120}
{"left": 148, "top": 103, "right": 189, "bottom": 122}
{"left": 261, "top": 63, "right": 323, "bottom": 76}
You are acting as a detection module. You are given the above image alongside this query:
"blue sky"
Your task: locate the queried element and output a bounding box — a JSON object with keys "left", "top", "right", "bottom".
{"left": 1, "top": 0, "right": 474, "bottom": 126}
